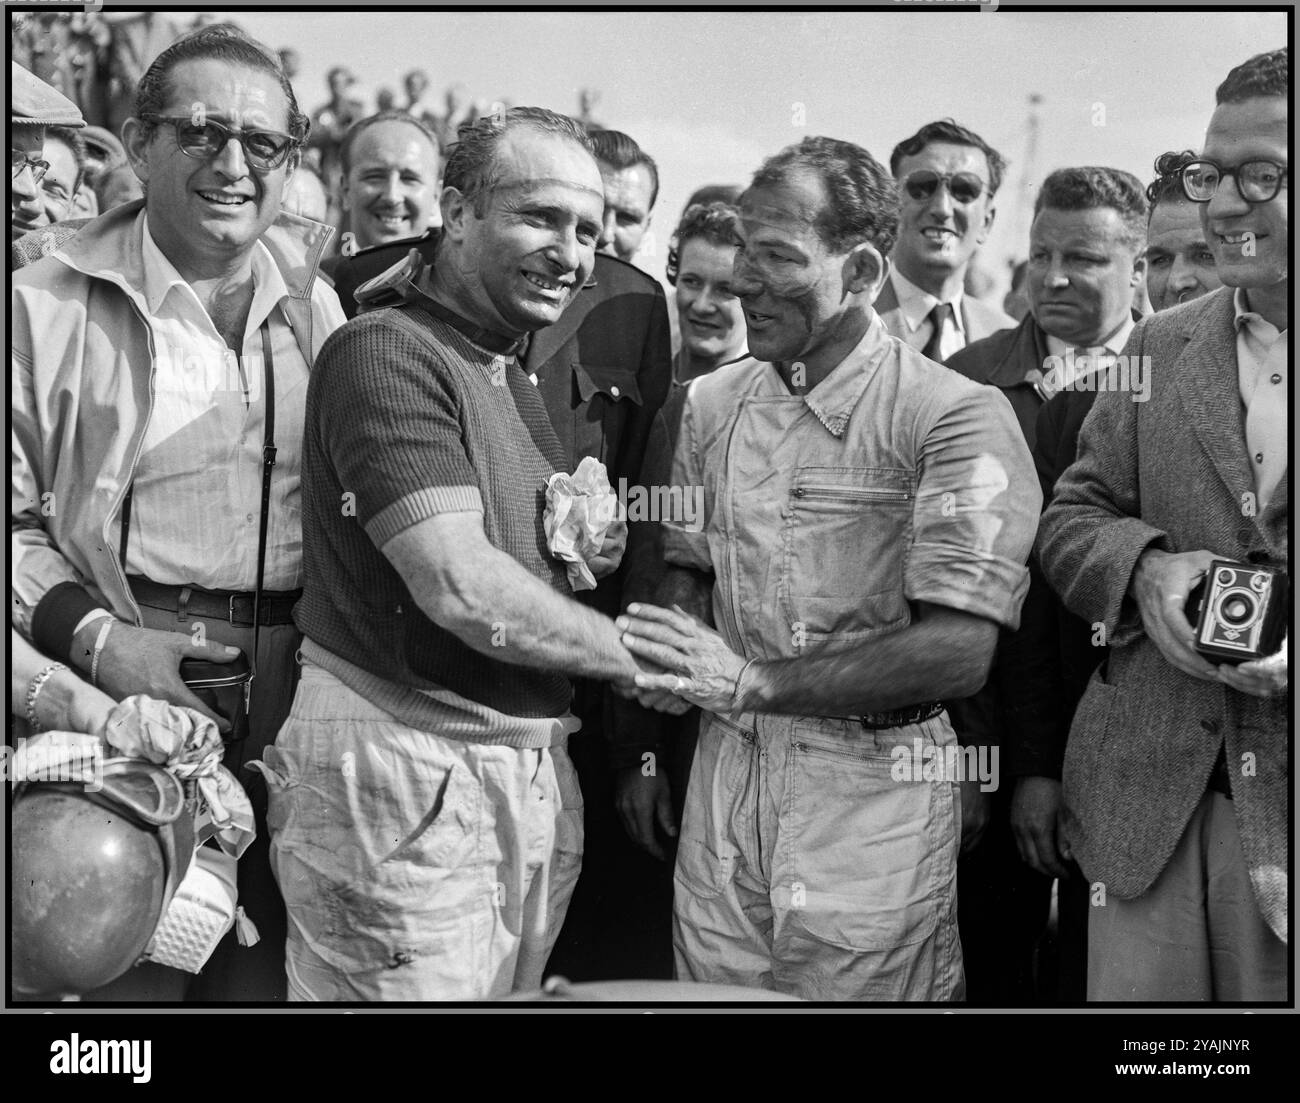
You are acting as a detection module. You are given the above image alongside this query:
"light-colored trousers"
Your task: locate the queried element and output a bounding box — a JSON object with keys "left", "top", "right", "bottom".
{"left": 673, "top": 710, "right": 965, "bottom": 1001}
{"left": 1087, "top": 790, "right": 1286, "bottom": 1002}
{"left": 264, "top": 662, "right": 583, "bottom": 1001}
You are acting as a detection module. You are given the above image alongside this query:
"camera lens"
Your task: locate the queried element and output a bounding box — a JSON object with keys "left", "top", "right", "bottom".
{"left": 1217, "top": 569, "right": 1235, "bottom": 585}
{"left": 1220, "top": 594, "right": 1254, "bottom": 625}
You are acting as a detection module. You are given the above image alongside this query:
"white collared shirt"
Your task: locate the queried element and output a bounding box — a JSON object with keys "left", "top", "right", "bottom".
{"left": 126, "top": 214, "right": 319, "bottom": 590}
{"left": 1233, "top": 287, "right": 1288, "bottom": 512}
{"left": 1043, "top": 313, "right": 1137, "bottom": 391}
{"left": 888, "top": 266, "right": 967, "bottom": 360}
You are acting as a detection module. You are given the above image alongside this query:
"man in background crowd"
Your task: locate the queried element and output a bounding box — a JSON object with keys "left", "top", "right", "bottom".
{"left": 590, "top": 127, "right": 659, "bottom": 263}
{"left": 340, "top": 111, "right": 441, "bottom": 253}
{"left": 876, "top": 119, "right": 1015, "bottom": 359}
{"left": 10, "top": 62, "right": 85, "bottom": 242}
{"left": 1144, "top": 149, "right": 1226, "bottom": 313}
{"left": 945, "top": 165, "right": 1148, "bottom": 1003}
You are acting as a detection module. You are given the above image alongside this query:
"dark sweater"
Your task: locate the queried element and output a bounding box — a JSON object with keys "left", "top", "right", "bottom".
{"left": 296, "top": 298, "right": 573, "bottom": 722}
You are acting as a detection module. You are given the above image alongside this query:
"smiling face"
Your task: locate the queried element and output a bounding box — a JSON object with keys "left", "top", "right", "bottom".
{"left": 124, "top": 59, "right": 297, "bottom": 279}
{"left": 442, "top": 127, "right": 604, "bottom": 334}
{"left": 1199, "top": 96, "right": 1288, "bottom": 293}
{"left": 891, "top": 140, "right": 996, "bottom": 290}
{"left": 597, "top": 160, "right": 654, "bottom": 260}
{"left": 342, "top": 119, "right": 440, "bottom": 248}
{"left": 732, "top": 170, "right": 882, "bottom": 372}
{"left": 676, "top": 236, "right": 746, "bottom": 366}
{"left": 1028, "top": 205, "right": 1144, "bottom": 346}
{"left": 10, "top": 122, "right": 46, "bottom": 238}
{"left": 26, "top": 132, "right": 81, "bottom": 230}
{"left": 1145, "top": 197, "right": 1222, "bottom": 312}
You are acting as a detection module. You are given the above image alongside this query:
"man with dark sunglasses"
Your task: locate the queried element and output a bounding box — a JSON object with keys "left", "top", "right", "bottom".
{"left": 1038, "top": 47, "right": 1288, "bottom": 1002}
{"left": 876, "top": 119, "right": 1015, "bottom": 362}
{"left": 12, "top": 24, "right": 346, "bottom": 1003}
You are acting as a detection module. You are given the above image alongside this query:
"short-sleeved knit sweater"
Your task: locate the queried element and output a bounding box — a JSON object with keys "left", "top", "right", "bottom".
{"left": 296, "top": 296, "right": 573, "bottom": 721}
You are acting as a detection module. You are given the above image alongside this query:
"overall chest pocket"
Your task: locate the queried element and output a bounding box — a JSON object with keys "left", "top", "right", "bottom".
{"left": 573, "top": 363, "right": 642, "bottom": 468}
{"left": 779, "top": 466, "right": 913, "bottom": 643}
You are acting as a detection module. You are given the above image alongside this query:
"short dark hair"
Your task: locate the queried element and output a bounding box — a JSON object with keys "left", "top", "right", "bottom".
{"left": 890, "top": 118, "right": 1007, "bottom": 196}
{"left": 1034, "top": 166, "right": 1148, "bottom": 253}
{"left": 588, "top": 128, "right": 659, "bottom": 209}
{"left": 443, "top": 106, "right": 594, "bottom": 218}
{"left": 747, "top": 135, "right": 900, "bottom": 256}
{"left": 340, "top": 110, "right": 440, "bottom": 177}
{"left": 1145, "top": 149, "right": 1198, "bottom": 210}
{"left": 45, "top": 125, "right": 87, "bottom": 196}
{"left": 666, "top": 201, "right": 740, "bottom": 286}
{"left": 1216, "top": 47, "right": 1289, "bottom": 103}
{"left": 684, "top": 183, "right": 742, "bottom": 212}
{"left": 134, "top": 24, "right": 309, "bottom": 146}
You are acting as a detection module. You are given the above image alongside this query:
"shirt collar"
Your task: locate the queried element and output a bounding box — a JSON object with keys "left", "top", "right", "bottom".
{"left": 410, "top": 267, "right": 529, "bottom": 357}
{"left": 141, "top": 215, "right": 288, "bottom": 324}
{"left": 889, "top": 266, "right": 966, "bottom": 335}
{"left": 800, "top": 315, "right": 892, "bottom": 438}
{"left": 1233, "top": 286, "right": 1282, "bottom": 339}
{"left": 1044, "top": 311, "right": 1136, "bottom": 363}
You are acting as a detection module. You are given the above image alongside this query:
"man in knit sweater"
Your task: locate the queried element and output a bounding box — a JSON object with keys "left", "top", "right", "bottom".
{"left": 264, "top": 107, "right": 652, "bottom": 1001}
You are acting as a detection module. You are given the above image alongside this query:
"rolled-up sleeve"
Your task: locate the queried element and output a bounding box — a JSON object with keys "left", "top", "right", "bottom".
{"left": 904, "top": 384, "right": 1041, "bottom": 629}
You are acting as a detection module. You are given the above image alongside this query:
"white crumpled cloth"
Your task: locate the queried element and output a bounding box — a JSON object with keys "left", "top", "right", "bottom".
{"left": 543, "top": 456, "right": 619, "bottom": 592}
{"left": 102, "top": 695, "right": 255, "bottom": 858}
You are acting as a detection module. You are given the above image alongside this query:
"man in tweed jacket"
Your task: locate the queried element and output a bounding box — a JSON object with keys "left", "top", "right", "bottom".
{"left": 1037, "top": 47, "right": 1288, "bottom": 1001}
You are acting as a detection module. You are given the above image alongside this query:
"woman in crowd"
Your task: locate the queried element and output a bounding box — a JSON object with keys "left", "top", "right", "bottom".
{"left": 666, "top": 200, "right": 747, "bottom": 386}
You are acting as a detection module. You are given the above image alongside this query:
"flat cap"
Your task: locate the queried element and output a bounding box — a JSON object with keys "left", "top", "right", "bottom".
{"left": 11, "top": 62, "right": 85, "bottom": 128}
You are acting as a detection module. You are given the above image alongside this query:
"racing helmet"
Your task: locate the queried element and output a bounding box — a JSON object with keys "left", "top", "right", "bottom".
{"left": 11, "top": 758, "right": 193, "bottom": 999}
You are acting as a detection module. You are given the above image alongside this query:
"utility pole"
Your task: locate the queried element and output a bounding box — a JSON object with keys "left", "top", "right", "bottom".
{"left": 1010, "top": 93, "right": 1044, "bottom": 270}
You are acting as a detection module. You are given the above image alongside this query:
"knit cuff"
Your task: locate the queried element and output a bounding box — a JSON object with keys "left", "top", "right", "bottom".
{"left": 367, "top": 485, "right": 484, "bottom": 547}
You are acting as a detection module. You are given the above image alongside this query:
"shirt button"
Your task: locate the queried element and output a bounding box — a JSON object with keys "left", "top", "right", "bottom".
{"left": 1255, "top": 452, "right": 1264, "bottom": 464}
{"left": 610, "top": 385, "right": 620, "bottom": 398}
{"left": 246, "top": 513, "right": 255, "bottom": 523}
{"left": 1271, "top": 373, "right": 1282, "bottom": 384}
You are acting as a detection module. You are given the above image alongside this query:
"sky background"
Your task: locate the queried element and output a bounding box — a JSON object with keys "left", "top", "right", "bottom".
{"left": 221, "top": 8, "right": 1285, "bottom": 295}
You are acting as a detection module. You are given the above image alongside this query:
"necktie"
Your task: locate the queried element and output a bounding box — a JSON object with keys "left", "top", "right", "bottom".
{"left": 921, "top": 302, "right": 953, "bottom": 363}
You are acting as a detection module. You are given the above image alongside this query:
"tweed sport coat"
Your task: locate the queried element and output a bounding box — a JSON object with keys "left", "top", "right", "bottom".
{"left": 1036, "top": 286, "right": 1288, "bottom": 942}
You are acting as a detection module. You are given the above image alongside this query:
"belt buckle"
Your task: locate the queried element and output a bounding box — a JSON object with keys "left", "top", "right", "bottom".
{"left": 228, "top": 593, "right": 241, "bottom": 626}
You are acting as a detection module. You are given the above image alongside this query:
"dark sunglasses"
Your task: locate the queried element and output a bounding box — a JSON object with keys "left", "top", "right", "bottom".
{"left": 11, "top": 149, "right": 51, "bottom": 185}
{"left": 901, "top": 170, "right": 988, "bottom": 204}
{"left": 140, "top": 113, "right": 299, "bottom": 171}
{"left": 1179, "top": 159, "right": 1288, "bottom": 205}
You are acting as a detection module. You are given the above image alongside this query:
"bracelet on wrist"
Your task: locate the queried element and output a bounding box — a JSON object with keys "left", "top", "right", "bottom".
{"left": 90, "top": 618, "right": 115, "bottom": 686}
{"left": 734, "top": 658, "right": 759, "bottom": 712}
{"left": 26, "top": 662, "right": 69, "bottom": 732}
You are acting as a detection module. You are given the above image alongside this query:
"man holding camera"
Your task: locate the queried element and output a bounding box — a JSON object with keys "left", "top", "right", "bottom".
{"left": 1036, "top": 47, "right": 1288, "bottom": 1001}
{"left": 11, "top": 26, "right": 345, "bottom": 1001}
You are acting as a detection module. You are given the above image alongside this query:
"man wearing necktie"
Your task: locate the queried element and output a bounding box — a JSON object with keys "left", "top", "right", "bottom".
{"left": 874, "top": 119, "right": 1016, "bottom": 361}
{"left": 944, "top": 165, "right": 1150, "bottom": 1003}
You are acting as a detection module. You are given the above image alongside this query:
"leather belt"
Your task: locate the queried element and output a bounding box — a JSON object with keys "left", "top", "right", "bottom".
{"left": 128, "top": 576, "right": 301, "bottom": 628}
{"left": 859, "top": 701, "right": 946, "bottom": 731}
{"left": 1207, "top": 745, "right": 1234, "bottom": 801}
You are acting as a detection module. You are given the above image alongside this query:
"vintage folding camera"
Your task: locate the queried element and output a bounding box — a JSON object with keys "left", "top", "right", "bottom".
{"left": 1185, "top": 561, "right": 1287, "bottom": 664}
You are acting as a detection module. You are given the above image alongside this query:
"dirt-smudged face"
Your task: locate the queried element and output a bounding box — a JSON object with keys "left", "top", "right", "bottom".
{"left": 733, "top": 170, "right": 873, "bottom": 372}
